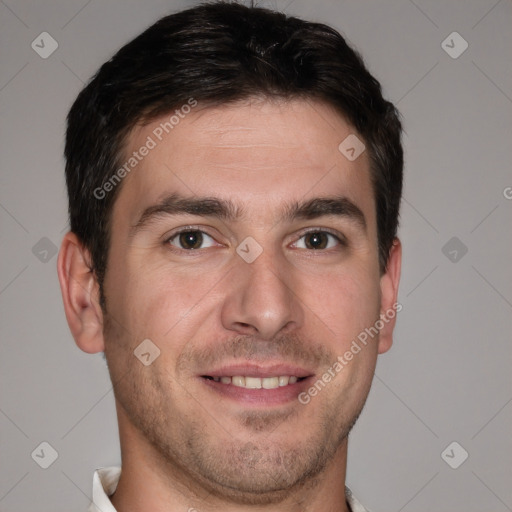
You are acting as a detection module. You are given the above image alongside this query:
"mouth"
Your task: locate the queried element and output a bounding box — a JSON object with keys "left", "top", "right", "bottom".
{"left": 199, "top": 364, "right": 314, "bottom": 406}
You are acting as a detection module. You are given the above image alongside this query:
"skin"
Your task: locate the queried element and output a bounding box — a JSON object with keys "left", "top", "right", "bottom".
{"left": 58, "top": 98, "right": 401, "bottom": 512}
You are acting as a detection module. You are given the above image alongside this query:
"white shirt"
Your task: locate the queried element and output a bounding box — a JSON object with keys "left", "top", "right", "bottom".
{"left": 88, "top": 466, "right": 370, "bottom": 512}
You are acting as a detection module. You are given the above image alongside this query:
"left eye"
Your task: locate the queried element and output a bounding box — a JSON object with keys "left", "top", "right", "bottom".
{"left": 168, "top": 230, "right": 217, "bottom": 250}
{"left": 293, "top": 231, "right": 341, "bottom": 250}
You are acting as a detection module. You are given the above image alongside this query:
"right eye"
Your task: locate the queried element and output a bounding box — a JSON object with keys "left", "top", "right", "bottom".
{"left": 167, "top": 230, "right": 218, "bottom": 250}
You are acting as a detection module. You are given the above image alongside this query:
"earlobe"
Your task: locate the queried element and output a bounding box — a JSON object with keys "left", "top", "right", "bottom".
{"left": 57, "top": 232, "right": 105, "bottom": 354}
{"left": 377, "top": 238, "right": 402, "bottom": 354}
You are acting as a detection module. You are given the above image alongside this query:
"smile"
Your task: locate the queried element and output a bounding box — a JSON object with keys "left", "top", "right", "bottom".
{"left": 203, "top": 375, "right": 303, "bottom": 389}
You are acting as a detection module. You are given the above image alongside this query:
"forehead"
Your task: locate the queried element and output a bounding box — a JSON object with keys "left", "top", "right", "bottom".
{"left": 113, "top": 98, "right": 375, "bottom": 230}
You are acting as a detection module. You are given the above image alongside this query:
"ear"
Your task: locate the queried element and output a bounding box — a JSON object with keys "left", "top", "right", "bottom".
{"left": 57, "top": 232, "right": 105, "bottom": 354}
{"left": 377, "top": 238, "right": 402, "bottom": 354}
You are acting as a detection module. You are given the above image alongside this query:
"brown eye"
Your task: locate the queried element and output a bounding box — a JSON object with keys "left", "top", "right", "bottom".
{"left": 294, "top": 231, "right": 342, "bottom": 250}
{"left": 168, "top": 230, "right": 216, "bottom": 250}
{"left": 304, "top": 232, "right": 328, "bottom": 249}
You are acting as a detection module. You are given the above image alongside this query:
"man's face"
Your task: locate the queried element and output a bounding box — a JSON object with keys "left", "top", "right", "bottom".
{"left": 101, "top": 99, "right": 393, "bottom": 502}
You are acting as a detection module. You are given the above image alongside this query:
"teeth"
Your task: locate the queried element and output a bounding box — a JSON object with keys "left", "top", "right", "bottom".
{"left": 211, "top": 375, "right": 301, "bottom": 389}
{"left": 262, "top": 377, "right": 279, "bottom": 389}
{"left": 232, "top": 376, "right": 244, "bottom": 387}
{"left": 245, "top": 377, "right": 262, "bottom": 389}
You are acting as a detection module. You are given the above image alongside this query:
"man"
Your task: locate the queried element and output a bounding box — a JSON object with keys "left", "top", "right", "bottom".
{"left": 57, "top": 2, "right": 403, "bottom": 511}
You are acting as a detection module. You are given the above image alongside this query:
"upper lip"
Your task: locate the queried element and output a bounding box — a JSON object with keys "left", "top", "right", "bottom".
{"left": 201, "top": 362, "right": 314, "bottom": 379}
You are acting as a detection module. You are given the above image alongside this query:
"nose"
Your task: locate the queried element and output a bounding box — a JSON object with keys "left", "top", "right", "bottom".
{"left": 220, "top": 250, "right": 304, "bottom": 340}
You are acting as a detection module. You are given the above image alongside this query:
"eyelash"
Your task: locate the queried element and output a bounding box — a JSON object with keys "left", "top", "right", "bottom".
{"left": 164, "top": 226, "right": 347, "bottom": 252}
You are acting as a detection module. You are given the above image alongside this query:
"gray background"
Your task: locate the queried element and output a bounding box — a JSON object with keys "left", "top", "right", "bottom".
{"left": 1, "top": 0, "right": 511, "bottom": 511}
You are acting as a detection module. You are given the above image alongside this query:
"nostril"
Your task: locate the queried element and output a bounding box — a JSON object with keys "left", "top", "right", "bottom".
{"left": 234, "top": 322, "right": 255, "bottom": 331}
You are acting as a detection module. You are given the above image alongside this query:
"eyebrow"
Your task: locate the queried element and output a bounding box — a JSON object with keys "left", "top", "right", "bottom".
{"left": 130, "top": 193, "right": 367, "bottom": 235}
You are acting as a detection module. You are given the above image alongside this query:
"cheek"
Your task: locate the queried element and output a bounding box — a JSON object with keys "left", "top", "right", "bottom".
{"left": 301, "top": 263, "right": 381, "bottom": 346}
{"left": 106, "top": 257, "right": 224, "bottom": 345}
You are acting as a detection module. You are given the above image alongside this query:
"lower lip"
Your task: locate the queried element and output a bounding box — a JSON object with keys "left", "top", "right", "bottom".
{"left": 200, "top": 377, "right": 313, "bottom": 406}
